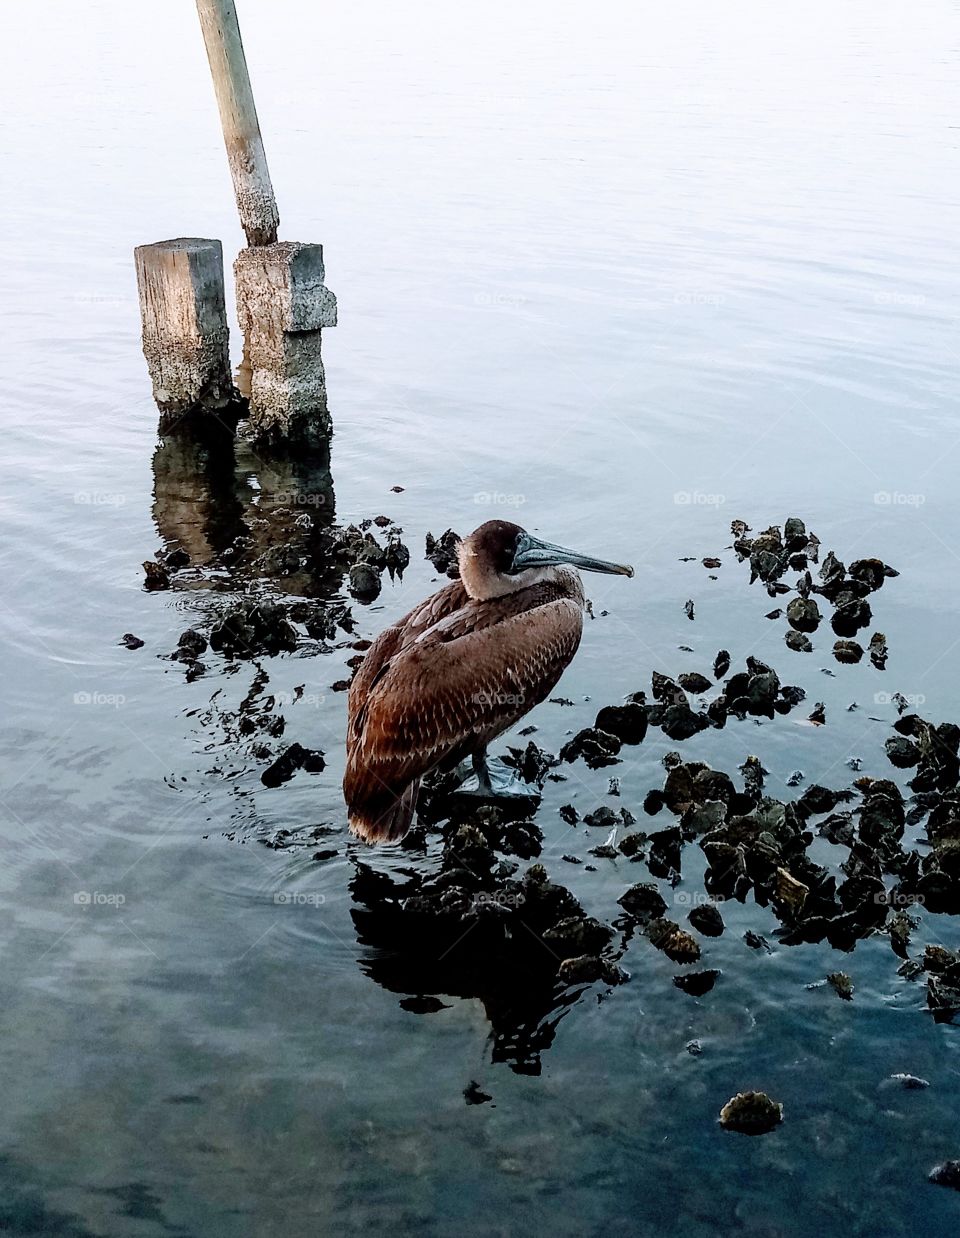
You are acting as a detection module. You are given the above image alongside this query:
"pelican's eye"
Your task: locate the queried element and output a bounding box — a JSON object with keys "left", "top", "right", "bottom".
{"left": 508, "top": 533, "right": 528, "bottom": 573}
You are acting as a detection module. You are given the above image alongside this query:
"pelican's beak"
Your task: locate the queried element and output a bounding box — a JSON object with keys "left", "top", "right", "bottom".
{"left": 512, "top": 533, "right": 634, "bottom": 577}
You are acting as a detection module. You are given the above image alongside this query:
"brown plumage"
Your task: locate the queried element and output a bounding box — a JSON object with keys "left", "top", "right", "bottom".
{"left": 344, "top": 520, "right": 633, "bottom": 843}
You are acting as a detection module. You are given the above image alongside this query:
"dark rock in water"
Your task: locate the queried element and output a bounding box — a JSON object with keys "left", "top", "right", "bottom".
{"left": 261, "top": 743, "right": 325, "bottom": 787}
{"left": 559, "top": 804, "right": 579, "bottom": 826}
{"left": 425, "top": 529, "right": 461, "bottom": 577}
{"left": 349, "top": 561, "right": 382, "bottom": 601}
{"left": 384, "top": 536, "right": 411, "bottom": 580}
{"left": 617, "top": 831, "right": 647, "bottom": 858}
{"left": 785, "top": 630, "right": 813, "bottom": 653}
{"left": 174, "top": 628, "right": 208, "bottom": 660}
{"left": 559, "top": 727, "right": 622, "bottom": 769}
{"left": 889, "top": 1073, "right": 929, "bottom": 1089}
{"left": 210, "top": 601, "right": 299, "bottom": 659}
{"left": 808, "top": 703, "right": 826, "bottom": 726}
{"left": 400, "top": 995, "right": 450, "bottom": 1014}
{"left": 702, "top": 557, "right": 722, "bottom": 569}
{"left": 684, "top": 599, "right": 695, "bottom": 621}
{"left": 827, "top": 972, "right": 854, "bottom": 1001}
{"left": 929, "top": 1161, "right": 960, "bottom": 1191}
{"left": 647, "top": 918, "right": 701, "bottom": 963}
{"left": 797, "top": 784, "right": 848, "bottom": 817}
{"left": 648, "top": 826, "right": 684, "bottom": 879}
{"left": 719, "top": 1091, "right": 783, "bottom": 1135}
{"left": 707, "top": 696, "right": 729, "bottom": 727}
{"left": 786, "top": 770, "right": 804, "bottom": 787}
{"left": 583, "top": 806, "right": 620, "bottom": 829}
{"left": 743, "top": 658, "right": 780, "bottom": 716}
{"left": 594, "top": 702, "right": 648, "bottom": 745}
{"left": 740, "top": 755, "right": 768, "bottom": 797}
{"left": 765, "top": 608, "right": 783, "bottom": 620}
{"left": 849, "top": 558, "right": 897, "bottom": 591}
{"left": 142, "top": 560, "right": 170, "bottom": 591}
{"left": 660, "top": 704, "right": 710, "bottom": 741}
{"left": 784, "top": 517, "right": 807, "bottom": 549}
{"left": 743, "top": 930, "right": 772, "bottom": 952}
{"left": 886, "top": 736, "right": 921, "bottom": 769}
{"left": 119, "top": 632, "right": 144, "bottom": 650}
{"left": 674, "top": 968, "right": 720, "bottom": 996}
{"left": 557, "top": 954, "right": 603, "bottom": 984}
{"left": 780, "top": 685, "right": 807, "bottom": 708}
{"left": 163, "top": 546, "right": 191, "bottom": 570}
{"left": 832, "top": 595, "right": 872, "bottom": 637}
{"left": 607, "top": 777, "right": 621, "bottom": 797}
{"left": 503, "top": 741, "right": 555, "bottom": 788}
{"left": 887, "top": 910, "right": 918, "bottom": 958}
{"left": 678, "top": 672, "right": 712, "bottom": 695}
{"left": 644, "top": 789, "right": 665, "bottom": 816}
{"left": 868, "top": 631, "right": 888, "bottom": 671}
{"left": 651, "top": 672, "right": 685, "bottom": 704}
{"left": 618, "top": 882, "right": 668, "bottom": 923}
{"left": 688, "top": 903, "right": 724, "bottom": 937}
{"left": 463, "top": 1081, "right": 493, "bottom": 1105}
{"left": 787, "top": 597, "right": 821, "bottom": 633}
{"left": 834, "top": 640, "right": 864, "bottom": 664}
{"left": 818, "top": 550, "right": 846, "bottom": 590}
{"left": 543, "top": 915, "right": 613, "bottom": 956}
{"left": 713, "top": 649, "right": 731, "bottom": 679}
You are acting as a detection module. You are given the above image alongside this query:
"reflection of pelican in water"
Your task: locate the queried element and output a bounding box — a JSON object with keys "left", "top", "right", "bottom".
{"left": 345, "top": 520, "right": 633, "bottom": 843}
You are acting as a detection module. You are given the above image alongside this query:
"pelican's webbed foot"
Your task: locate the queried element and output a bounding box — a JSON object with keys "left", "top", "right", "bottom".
{"left": 454, "top": 751, "right": 540, "bottom": 801}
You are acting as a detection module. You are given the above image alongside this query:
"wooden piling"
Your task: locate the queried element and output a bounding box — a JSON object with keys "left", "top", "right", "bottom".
{"left": 134, "top": 238, "right": 239, "bottom": 431}
{"left": 234, "top": 242, "right": 338, "bottom": 443}
{"left": 195, "top": 0, "right": 280, "bottom": 247}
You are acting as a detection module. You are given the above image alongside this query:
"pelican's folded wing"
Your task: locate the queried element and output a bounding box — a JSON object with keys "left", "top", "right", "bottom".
{"left": 344, "top": 594, "right": 583, "bottom": 836}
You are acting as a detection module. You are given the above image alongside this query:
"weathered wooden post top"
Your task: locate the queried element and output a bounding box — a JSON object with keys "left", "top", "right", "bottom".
{"left": 135, "top": 0, "right": 336, "bottom": 444}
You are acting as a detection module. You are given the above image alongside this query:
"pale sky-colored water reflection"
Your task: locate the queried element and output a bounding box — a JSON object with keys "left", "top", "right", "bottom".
{"left": 0, "top": 2, "right": 959, "bottom": 1234}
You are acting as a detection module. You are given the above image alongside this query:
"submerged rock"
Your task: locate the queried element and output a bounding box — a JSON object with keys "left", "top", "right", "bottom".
{"left": 260, "top": 743, "right": 325, "bottom": 787}
{"left": 827, "top": 972, "right": 854, "bottom": 1001}
{"left": 559, "top": 727, "right": 622, "bottom": 769}
{"left": 142, "top": 560, "right": 171, "bottom": 592}
{"left": 425, "top": 529, "right": 461, "bottom": 577}
{"left": 647, "top": 918, "right": 701, "bottom": 963}
{"left": 787, "top": 597, "right": 821, "bottom": 633}
{"left": 688, "top": 903, "right": 725, "bottom": 937}
{"left": 929, "top": 1162, "right": 960, "bottom": 1191}
{"left": 719, "top": 1091, "right": 783, "bottom": 1135}
{"left": 673, "top": 968, "right": 720, "bottom": 996}
{"left": 617, "top": 882, "right": 668, "bottom": 923}
{"left": 594, "top": 702, "right": 648, "bottom": 745}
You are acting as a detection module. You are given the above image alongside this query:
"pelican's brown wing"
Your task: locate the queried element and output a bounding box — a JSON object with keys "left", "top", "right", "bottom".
{"left": 344, "top": 588, "right": 582, "bottom": 843}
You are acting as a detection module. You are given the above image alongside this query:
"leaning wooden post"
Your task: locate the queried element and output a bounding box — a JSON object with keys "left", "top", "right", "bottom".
{"left": 134, "top": 238, "right": 239, "bottom": 432}
{"left": 195, "top": 0, "right": 279, "bottom": 247}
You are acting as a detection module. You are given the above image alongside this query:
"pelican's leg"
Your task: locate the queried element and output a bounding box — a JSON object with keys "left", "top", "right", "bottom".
{"left": 461, "top": 749, "right": 535, "bottom": 799}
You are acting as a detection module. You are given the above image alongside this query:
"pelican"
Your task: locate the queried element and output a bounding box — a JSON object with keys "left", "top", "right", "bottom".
{"left": 344, "top": 520, "right": 634, "bottom": 843}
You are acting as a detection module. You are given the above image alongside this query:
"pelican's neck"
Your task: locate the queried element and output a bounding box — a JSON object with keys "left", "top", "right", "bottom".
{"left": 458, "top": 550, "right": 582, "bottom": 603}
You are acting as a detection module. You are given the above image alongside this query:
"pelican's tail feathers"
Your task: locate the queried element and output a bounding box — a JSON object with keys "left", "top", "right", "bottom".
{"left": 348, "top": 779, "right": 419, "bottom": 845}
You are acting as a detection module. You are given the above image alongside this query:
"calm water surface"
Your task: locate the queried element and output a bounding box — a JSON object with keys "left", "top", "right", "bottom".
{"left": 1, "top": 2, "right": 959, "bottom": 1234}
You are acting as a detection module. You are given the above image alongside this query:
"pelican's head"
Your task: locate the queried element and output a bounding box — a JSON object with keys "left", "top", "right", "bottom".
{"left": 458, "top": 520, "right": 634, "bottom": 600}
